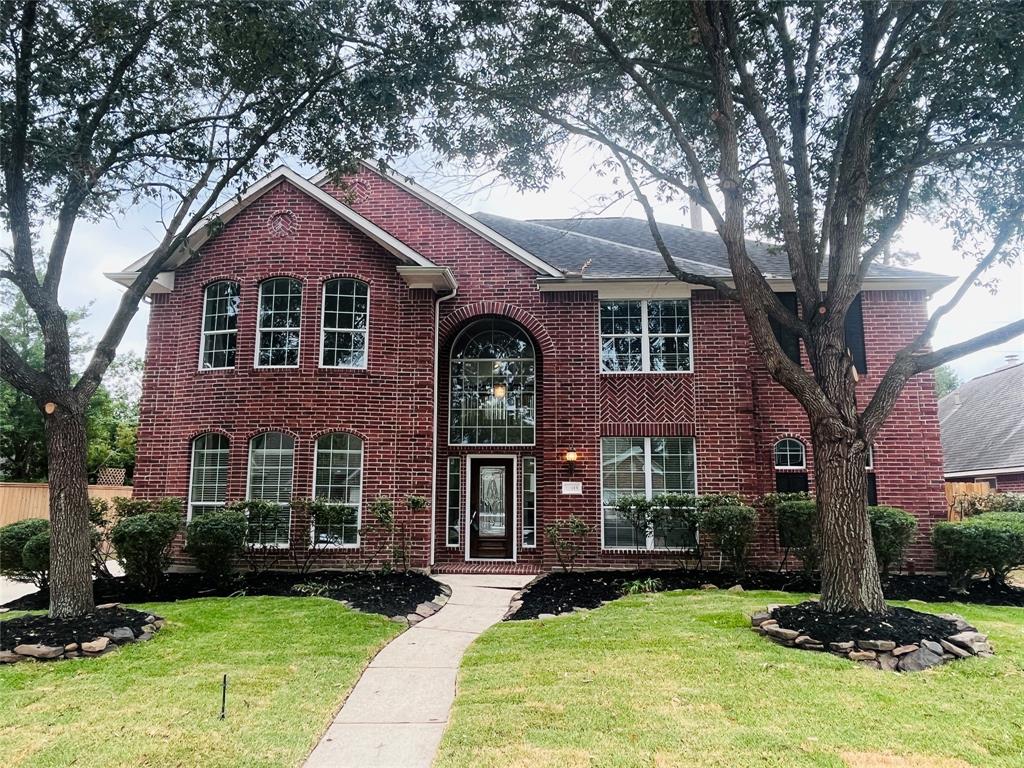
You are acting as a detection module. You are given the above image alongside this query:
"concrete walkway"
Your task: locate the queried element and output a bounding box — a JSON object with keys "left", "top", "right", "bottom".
{"left": 304, "top": 573, "right": 533, "bottom": 768}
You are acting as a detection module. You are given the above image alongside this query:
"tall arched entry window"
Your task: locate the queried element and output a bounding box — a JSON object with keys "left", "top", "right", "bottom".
{"left": 449, "top": 318, "right": 536, "bottom": 446}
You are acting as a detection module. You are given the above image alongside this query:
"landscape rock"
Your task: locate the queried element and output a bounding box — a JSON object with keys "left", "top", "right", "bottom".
{"left": 81, "top": 637, "right": 110, "bottom": 654}
{"left": 857, "top": 639, "right": 896, "bottom": 652}
{"left": 946, "top": 631, "right": 991, "bottom": 655}
{"left": 763, "top": 625, "right": 799, "bottom": 641}
{"left": 63, "top": 643, "right": 78, "bottom": 652}
{"left": 937, "top": 613, "right": 975, "bottom": 633}
{"left": 727, "top": 585, "right": 744, "bottom": 593}
{"left": 878, "top": 653, "right": 899, "bottom": 672}
{"left": 897, "top": 646, "right": 944, "bottom": 672}
{"left": 921, "top": 640, "right": 944, "bottom": 656}
{"left": 829, "top": 641, "right": 855, "bottom": 653}
{"left": 537, "top": 613, "right": 556, "bottom": 620}
{"left": 145, "top": 614, "right": 157, "bottom": 624}
{"left": 103, "top": 627, "right": 136, "bottom": 644}
{"left": 414, "top": 602, "right": 440, "bottom": 618}
{"left": 142, "top": 624, "right": 157, "bottom": 634}
{"left": 0, "top": 650, "right": 23, "bottom": 663}
{"left": 405, "top": 613, "right": 423, "bottom": 625}
{"left": 95, "top": 602, "right": 122, "bottom": 610}
{"left": 892, "top": 644, "right": 918, "bottom": 656}
{"left": 699, "top": 584, "right": 718, "bottom": 590}
{"left": 13, "top": 643, "right": 64, "bottom": 659}
{"left": 750, "top": 611, "right": 772, "bottom": 627}
{"left": 137, "top": 632, "right": 153, "bottom": 642}
{"left": 795, "top": 635, "right": 823, "bottom": 648}
{"left": 848, "top": 650, "right": 877, "bottom": 662}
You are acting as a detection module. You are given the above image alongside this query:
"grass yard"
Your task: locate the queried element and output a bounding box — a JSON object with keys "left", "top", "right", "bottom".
{"left": 0, "top": 596, "right": 400, "bottom": 768}
{"left": 435, "top": 590, "right": 1024, "bottom": 768}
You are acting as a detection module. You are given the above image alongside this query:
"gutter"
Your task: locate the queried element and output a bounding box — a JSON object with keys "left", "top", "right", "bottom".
{"left": 429, "top": 284, "right": 458, "bottom": 568}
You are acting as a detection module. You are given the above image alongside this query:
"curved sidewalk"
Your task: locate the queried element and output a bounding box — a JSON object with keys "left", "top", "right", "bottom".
{"left": 303, "top": 573, "right": 533, "bottom": 768}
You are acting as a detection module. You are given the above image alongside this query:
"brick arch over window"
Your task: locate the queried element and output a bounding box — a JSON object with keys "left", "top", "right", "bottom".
{"left": 440, "top": 302, "right": 557, "bottom": 364}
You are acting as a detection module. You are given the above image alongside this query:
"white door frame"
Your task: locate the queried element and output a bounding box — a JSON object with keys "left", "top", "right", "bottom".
{"left": 464, "top": 454, "right": 518, "bottom": 562}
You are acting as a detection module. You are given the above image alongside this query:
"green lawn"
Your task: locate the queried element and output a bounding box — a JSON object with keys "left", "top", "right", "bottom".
{"left": 0, "top": 596, "right": 400, "bottom": 768}
{"left": 435, "top": 590, "right": 1024, "bottom": 768}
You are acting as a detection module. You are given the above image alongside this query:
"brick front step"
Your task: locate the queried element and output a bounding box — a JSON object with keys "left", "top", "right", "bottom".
{"left": 431, "top": 562, "right": 542, "bottom": 575}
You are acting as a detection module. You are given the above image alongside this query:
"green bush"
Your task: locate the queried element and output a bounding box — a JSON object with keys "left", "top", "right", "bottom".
{"left": 697, "top": 493, "right": 746, "bottom": 511}
{"left": 21, "top": 529, "right": 50, "bottom": 576}
{"left": 697, "top": 504, "right": 757, "bottom": 577}
{"left": 185, "top": 509, "right": 248, "bottom": 584}
{"left": 868, "top": 505, "right": 917, "bottom": 575}
{"left": 983, "top": 493, "right": 1024, "bottom": 515}
{"left": 544, "top": 515, "right": 591, "bottom": 573}
{"left": 774, "top": 499, "right": 818, "bottom": 574}
{"left": 0, "top": 518, "right": 51, "bottom": 586}
{"left": 933, "top": 512, "right": 1024, "bottom": 588}
{"left": 110, "top": 509, "right": 180, "bottom": 593}
{"left": 111, "top": 496, "right": 183, "bottom": 519}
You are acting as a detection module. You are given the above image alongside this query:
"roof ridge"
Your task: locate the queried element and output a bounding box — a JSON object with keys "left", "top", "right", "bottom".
{"left": 965, "top": 361, "right": 1024, "bottom": 384}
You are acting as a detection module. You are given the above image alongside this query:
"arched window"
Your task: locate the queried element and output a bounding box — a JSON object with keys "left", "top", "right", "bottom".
{"left": 449, "top": 319, "right": 536, "bottom": 445}
{"left": 257, "top": 278, "right": 302, "bottom": 367}
{"left": 188, "top": 433, "right": 229, "bottom": 519}
{"left": 313, "top": 433, "right": 363, "bottom": 545}
{"left": 246, "top": 432, "right": 294, "bottom": 545}
{"left": 200, "top": 281, "right": 240, "bottom": 369}
{"left": 321, "top": 279, "right": 369, "bottom": 368}
{"left": 774, "top": 438, "right": 808, "bottom": 493}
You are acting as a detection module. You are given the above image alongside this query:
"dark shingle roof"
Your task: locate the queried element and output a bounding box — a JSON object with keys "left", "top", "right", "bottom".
{"left": 938, "top": 362, "right": 1024, "bottom": 475}
{"left": 473, "top": 213, "right": 950, "bottom": 283}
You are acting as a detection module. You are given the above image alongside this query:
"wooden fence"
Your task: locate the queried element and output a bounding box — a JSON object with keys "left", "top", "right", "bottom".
{"left": 944, "top": 482, "right": 993, "bottom": 522}
{"left": 0, "top": 482, "right": 133, "bottom": 526}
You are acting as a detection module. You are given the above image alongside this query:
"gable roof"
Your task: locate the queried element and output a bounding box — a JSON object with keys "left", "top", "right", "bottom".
{"left": 507, "top": 215, "right": 953, "bottom": 286}
{"left": 938, "top": 362, "right": 1024, "bottom": 476}
{"left": 105, "top": 166, "right": 440, "bottom": 293}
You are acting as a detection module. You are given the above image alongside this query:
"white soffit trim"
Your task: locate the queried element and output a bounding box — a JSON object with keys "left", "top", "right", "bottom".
{"left": 396, "top": 265, "right": 458, "bottom": 291}
{"left": 312, "top": 161, "right": 565, "bottom": 278}
{"left": 945, "top": 466, "right": 1024, "bottom": 479}
{"left": 536, "top": 275, "right": 954, "bottom": 295}
{"left": 105, "top": 166, "right": 435, "bottom": 292}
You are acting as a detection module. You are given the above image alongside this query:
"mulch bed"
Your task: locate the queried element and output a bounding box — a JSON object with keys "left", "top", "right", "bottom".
{"left": 2, "top": 570, "right": 445, "bottom": 620}
{"left": 1, "top": 606, "right": 153, "bottom": 652}
{"left": 508, "top": 568, "right": 1024, "bottom": 620}
{"left": 771, "top": 601, "right": 958, "bottom": 646}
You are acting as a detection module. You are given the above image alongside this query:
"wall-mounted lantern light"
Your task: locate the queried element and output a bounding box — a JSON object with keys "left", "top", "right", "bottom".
{"left": 563, "top": 449, "right": 578, "bottom": 475}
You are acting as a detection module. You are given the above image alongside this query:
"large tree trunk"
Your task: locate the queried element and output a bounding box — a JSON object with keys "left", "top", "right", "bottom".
{"left": 812, "top": 424, "right": 887, "bottom": 615}
{"left": 44, "top": 402, "right": 95, "bottom": 618}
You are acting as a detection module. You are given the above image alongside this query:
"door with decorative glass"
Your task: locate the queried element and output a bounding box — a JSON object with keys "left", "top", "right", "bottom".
{"left": 469, "top": 458, "right": 514, "bottom": 559}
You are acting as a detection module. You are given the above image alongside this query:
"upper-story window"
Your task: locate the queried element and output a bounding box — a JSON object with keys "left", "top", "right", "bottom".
{"left": 449, "top": 318, "right": 536, "bottom": 445}
{"left": 600, "top": 299, "right": 692, "bottom": 373}
{"left": 200, "top": 281, "right": 240, "bottom": 369}
{"left": 321, "top": 279, "right": 369, "bottom": 368}
{"left": 257, "top": 278, "right": 302, "bottom": 367}
{"left": 188, "top": 433, "right": 229, "bottom": 520}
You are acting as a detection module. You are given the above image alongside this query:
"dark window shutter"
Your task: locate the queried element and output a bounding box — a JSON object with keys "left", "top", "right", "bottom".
{"left": 844, "top": 293, "right": 867, "bottom": 374}
{"left": 775, "top": 471, "right": 809, "bottom": 493}
{"left": 770, "top": 292, "right": 801, "bottom": 365}
{"left": 865, "top": 473, "right": 879, "bottom": 506}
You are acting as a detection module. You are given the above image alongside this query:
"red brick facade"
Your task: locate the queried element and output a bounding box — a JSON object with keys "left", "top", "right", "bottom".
{"left": 132, "top": 167, "right": 948, "bottom": 572}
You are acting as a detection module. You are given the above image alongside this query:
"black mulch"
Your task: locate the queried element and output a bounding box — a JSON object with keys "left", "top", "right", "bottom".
{"left": 771, "top": 601, "right": 959, "bottom": 645}
{"left": 1, "top": 606, "right": 153, "bottom": 651}
{"left": 2, "top": 571, "right": 445, "bottom": 620}
{"left": 508, "top": 568, "right": 1024, "bottom": 620}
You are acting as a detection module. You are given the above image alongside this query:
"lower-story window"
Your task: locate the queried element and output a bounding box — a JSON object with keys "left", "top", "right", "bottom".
{"left": 446, "top": 457, "right": 460, "bottom": 547}
{"left": 246, "top": 432, "right": 294, "bottom": 546}
{"left": 522, "top": 456, "right": 537, "bottom": 547}
{"left": 601, "top": 436, "right": 697, "bottom": 549}
{"left": 313, "top": 433, "right": 363, "bottom": 546}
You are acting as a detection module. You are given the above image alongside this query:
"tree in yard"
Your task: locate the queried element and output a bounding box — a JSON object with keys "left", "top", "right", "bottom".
{"left": 422, "top": 0, "right": 1024, "bottom": 613}
{"left": 933, "top": 365, "right": 960, "bottom": 399}
{"left": 0, "top": 0, "right": 448, "bottom": 617}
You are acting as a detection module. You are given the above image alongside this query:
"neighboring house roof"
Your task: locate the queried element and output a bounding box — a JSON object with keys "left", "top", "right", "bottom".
{"left": 479, "top": 214, "right": 951, "bottom": 286}
{"left": 938, "top": 362, "right": 1024, "bottom": 477}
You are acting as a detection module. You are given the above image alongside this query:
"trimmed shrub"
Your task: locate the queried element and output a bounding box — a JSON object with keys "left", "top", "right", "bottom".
{"left": 21, "top": 529, "right": 50, "bottom": 579}
{"left": 697, "top": 504, "right": 757, "bottom": 577}
{"left": 111, "top": 496, "right": 183, "bottom": 519}
{"left": 0, "top": 518, "right": 50, "bottom": 586}
{"left": 933, "top": 512, "right": 1024, "bottom": 588}
{"left": 983, "top": 493, "right": 1024, "bottom": 515}
{"left": 185, "top": 509, "right": 248, "bottom": 585}
{"left": 545, "top": 515, "right": 591, "bottom": 573}
{"left": 774, "top": 499, "right": 818, "bottom": 574}
{"left": 697, "top": 493, "right": 746, "bottom": 511}
{"left": 226, "top": 499, "right": 288, "bottom": 574}
{"left": 868, "top": 505, "right": 917, "bottom": 575}
{"left": 110, "top": 509, "right": 181, "bottom": 593}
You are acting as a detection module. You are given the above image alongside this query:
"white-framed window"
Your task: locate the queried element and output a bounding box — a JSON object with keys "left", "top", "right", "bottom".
{"left": 601, "top": 436, "right": 697, "bottom": 549}
{"left": 200, "top": 281, "right": 240, "bottom": 369}
{"left": 256, "top": 278, "right": 302, "bottom": 367}
{"left": 522, "top": 456, "right": 537, "bottom": 548}
{"left": 188, "top": 433, "right": 229, "bottom": 520}
{"left": 774, "top": 438, "right": 806, "bottom": 469}
{"left": 600, "top": 299, "right": 692, "bottom": 373}
{"left": 449, "top": 318, "right": 536, "bottom": 445}
{"left": 321, "top": 279, "right": 369, "bottom": 368}
{"left": 246, "top": 432, "right": 294, "bottom": 546}
{"left": 312, "top": 433, "right": 363, "bottom": 546}
{"left": 446, "top": 456, "right": 460, "bottom": 547}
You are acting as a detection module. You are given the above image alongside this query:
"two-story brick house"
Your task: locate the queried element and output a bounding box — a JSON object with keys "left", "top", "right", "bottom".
{"left": 109, "top": 162, "right": 952, "bottom": 573}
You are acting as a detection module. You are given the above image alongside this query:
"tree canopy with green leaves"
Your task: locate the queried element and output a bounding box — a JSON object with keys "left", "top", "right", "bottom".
{"left": 0, "top": 0, "right": 451, "bottom": 617}
{"left": 418, "top": 0, "right": 1024, "bottom": 613}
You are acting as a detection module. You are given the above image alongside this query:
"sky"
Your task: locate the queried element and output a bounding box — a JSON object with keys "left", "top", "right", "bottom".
{"left": 24, "top": 149, "right": 1024, "bottom": 386}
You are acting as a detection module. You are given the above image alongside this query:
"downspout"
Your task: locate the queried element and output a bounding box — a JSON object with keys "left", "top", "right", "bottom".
{"left": 429, "top": 284, "right": 458, "bottom": 568}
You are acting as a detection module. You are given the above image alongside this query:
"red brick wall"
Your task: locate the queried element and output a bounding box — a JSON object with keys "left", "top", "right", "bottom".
{"left": 133, "top": 167, "right": 949, "bottom": 572}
